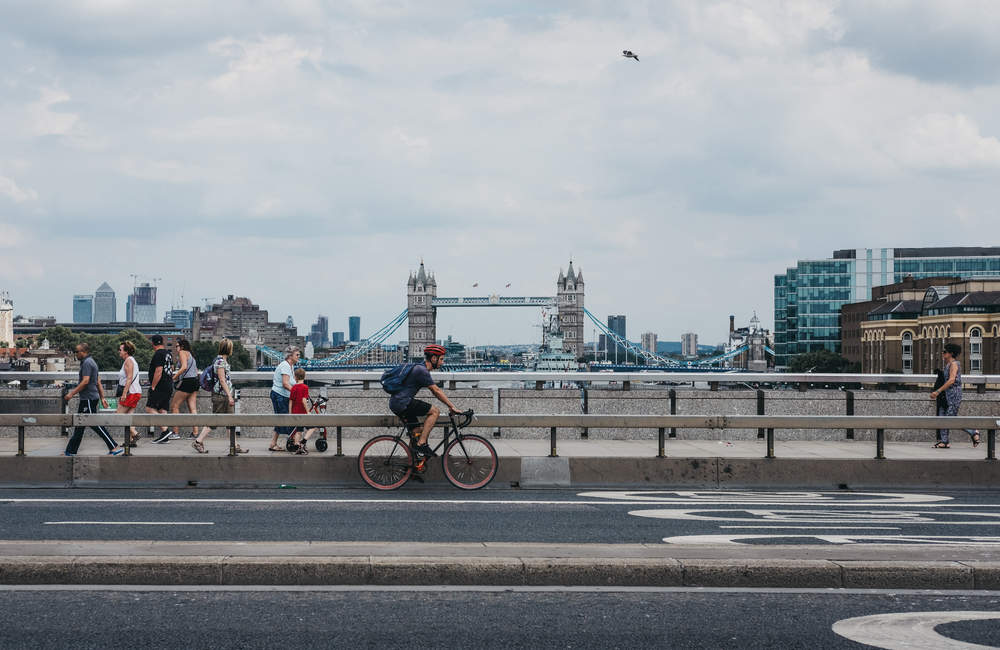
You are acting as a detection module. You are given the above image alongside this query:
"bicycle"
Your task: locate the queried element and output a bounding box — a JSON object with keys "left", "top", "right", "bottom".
{"left": 357, "top": 409, "right": 498, "bottom": 490}
{"left": 285, "top": 396, "right": 330, "bottom": 452}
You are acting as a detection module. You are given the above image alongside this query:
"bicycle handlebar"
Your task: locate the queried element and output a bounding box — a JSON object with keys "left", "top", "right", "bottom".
{"left": 452, "top": 409, "right": 474, "bottom": 428}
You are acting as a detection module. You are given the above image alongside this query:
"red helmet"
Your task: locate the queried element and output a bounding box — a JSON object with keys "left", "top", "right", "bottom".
{"left": 424, "top": 344, "right": 447, "bottom": 358}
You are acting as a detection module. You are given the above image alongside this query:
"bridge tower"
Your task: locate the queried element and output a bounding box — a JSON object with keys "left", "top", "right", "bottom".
{"left": 407, "top": 261, "right": 437, "bottom": 361}
{"left": 557, "top": 261, "right": 585, "bottom": 359}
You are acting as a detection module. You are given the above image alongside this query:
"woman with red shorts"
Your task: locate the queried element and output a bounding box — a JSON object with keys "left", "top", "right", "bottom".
{"left": 116, "top": 340, "right": 143, "bottom": 446}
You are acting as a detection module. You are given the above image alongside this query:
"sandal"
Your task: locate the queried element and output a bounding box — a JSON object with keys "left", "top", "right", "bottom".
{"left": 268, "top": 445, "right": 283, "bottom": 452}
{"left": 933, "top": 442, "right": 950, "bottom": 449}
{"left": 192, "top": 440, "right": 207, "bottom": 454}
{"left": 234, "top": 444, "right": 249, "bottom": 454}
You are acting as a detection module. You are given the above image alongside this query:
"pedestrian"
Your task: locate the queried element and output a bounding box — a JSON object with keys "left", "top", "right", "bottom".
{"left": 146, "top": 334, "right": 175, "bottom": 443}
{"left": 268, "top": 345, "right": 300, "bottom": 452}
{"left": 63, "top": 342, "right": 123, "bottom": 456}
{"left": 115, "top": 340, "right": 143, "bottom": 446}
{"left": 930, "top": 343, "right": 981, "bottom": 449}
{"left": 289, "top": 367, "right": 319, "bottom": 454}
{"left": 192, "top": 339, "right": 246, "bottom": 454}
{"left": 169, "top": 338, "right": 199, "bottom": 440}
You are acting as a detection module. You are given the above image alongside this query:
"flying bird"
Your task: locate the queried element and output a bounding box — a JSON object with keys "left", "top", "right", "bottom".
{"left": 472, "top": 282, "right": 479, "bottom": 288}
{"left": 622, "top": 50, "right": 639, "bottom": 62}
{"left": 505, "top": 283, "right": 511, "bottom": 288}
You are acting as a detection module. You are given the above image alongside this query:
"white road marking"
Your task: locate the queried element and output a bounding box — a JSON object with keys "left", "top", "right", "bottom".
{"left": 662, "top": 534, "right": 1000, "bottom": 545}
{"left": 832, "top": 611, "right": 1000, "bottom": 649}
{"left": 578, "top": 491, "right": 953, "bottom": 504}
{"left": 628, "top": 509, "right": 1000, "bottom": 525}
{"left": 720, "top": 526, "right": 902, "bottom": 530}
{"left": 43, "top": 521, "right": 215, "bottom": 526}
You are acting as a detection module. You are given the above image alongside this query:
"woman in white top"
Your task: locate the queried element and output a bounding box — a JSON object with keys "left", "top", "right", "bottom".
{"left": 116, "top": 340, "right": 143, "bottom": 446}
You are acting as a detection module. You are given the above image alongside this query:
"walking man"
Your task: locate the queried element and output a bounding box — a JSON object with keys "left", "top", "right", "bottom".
{"left": 64, "top": 342, "right": 123, "bottom": 456}
{"left": 146, "top": 334, "right": 176, "bottom": 443}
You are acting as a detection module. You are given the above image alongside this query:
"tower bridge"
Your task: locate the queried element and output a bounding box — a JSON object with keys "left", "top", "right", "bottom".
{"left": 407, "top": 260, "right": 584, "bottom": 360}
{"left": 256, "top": 260, "right": 763, "bottom": 370}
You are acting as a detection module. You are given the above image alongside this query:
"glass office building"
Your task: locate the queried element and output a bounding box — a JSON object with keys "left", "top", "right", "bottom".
{"left": 774, "top": 247, "right": 1000, "bottom": 368}
{"left": 72, "top": 295, "right": 93, "bottom": 324}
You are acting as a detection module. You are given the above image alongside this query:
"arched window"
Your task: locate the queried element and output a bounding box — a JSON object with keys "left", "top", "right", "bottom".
{"left": 901, "top": 331, "right": 913, "bottom": 373}
{"left": 969, "top": 327, "right": 983, "bottom": 374}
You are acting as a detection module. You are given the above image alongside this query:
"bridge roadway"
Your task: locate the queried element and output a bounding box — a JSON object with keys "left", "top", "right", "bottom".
{"left": 2, "top": 487, "right": 1000, "bottom": 648}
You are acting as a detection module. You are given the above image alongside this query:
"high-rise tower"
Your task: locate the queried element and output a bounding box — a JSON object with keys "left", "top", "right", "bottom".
{"left": 557, "top": 261, "right": 585, "bottom": 358}
{"left": 93, "top": 282, "right": 117, "bottom": 323}
{"left": 407, "top": 261, "right": 437, "bottom": 361}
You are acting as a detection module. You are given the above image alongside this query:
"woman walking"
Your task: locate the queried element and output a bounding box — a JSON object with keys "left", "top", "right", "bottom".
{"left": 169, "top": 338, "right": 200, "bottom": 440}
{"left": 268, "top": 345, "right": 300, "bottom": 451}
{"left": 192, "top": 339, "right": 246, "bottom": 454}
{"left": 930, "top": 343, "right": 981, "bottom": 449}
{"left": 116, "top": 340, "right": 143, "bottom": 446}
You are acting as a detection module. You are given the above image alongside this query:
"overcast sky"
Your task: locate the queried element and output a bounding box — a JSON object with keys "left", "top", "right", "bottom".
{"left": 2, "top": 1, "right": 999, "bottom": 347}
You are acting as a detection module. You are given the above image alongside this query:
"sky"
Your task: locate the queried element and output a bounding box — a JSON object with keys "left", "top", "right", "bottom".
{"left": 1, "top": 0, "right": 999, "bottom": 347}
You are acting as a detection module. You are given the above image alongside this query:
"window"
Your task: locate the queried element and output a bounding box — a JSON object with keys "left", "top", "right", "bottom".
{"left": 969, "top": 327, "right": 983, "bottom": 374}
{"left": 901, "top": 332, "right": 913, "bottom": 374}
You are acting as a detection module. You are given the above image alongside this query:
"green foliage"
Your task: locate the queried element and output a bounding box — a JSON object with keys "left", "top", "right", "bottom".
{"left": 192, "top": 338, "right": 252, "bottom": 371}
{"left": 38, "top": 326, "right": 153, "bottom": 372}
{"left": 40, "top": 326, "right": 78, "bottom": 352}
{"left": 788, "top": 349, "right": 853, "bottom": 373}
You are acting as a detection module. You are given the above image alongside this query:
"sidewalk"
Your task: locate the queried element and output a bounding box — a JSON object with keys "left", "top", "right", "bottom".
{"left": 0, "top": 541, "right": 997, "bottom": 590}
{"left": 0, "top": 436, "right": 990, "bottom": 460}
{"left": 0, "top": 436, "right": 996, "bottom": 489}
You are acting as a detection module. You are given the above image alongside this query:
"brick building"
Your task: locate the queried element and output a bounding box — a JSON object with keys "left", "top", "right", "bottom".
{"left": 858, "top": 279, "right": 1000, "bottom": 374}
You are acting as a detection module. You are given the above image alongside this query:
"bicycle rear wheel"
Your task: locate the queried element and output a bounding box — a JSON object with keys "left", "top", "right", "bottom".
{"left": 358, "top": 435, "right": 413, "bottom": 490}
{"left": 442, "top": 434, "right": 498, "bottom": 490}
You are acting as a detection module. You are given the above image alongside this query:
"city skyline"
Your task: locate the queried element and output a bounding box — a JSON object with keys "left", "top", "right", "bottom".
{"left": 2, "top": 3, "right": 999, "bottom": 345}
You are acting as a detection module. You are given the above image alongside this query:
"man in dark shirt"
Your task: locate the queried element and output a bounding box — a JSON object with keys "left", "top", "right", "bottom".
{"left": 389, "top": 344, "right": 460, "bottom": 457}
{"left": 146, "top": 334, "right": 174, "bottom": 443}
{"left": 64, "top": 342, "right": 122, "bottom": 456}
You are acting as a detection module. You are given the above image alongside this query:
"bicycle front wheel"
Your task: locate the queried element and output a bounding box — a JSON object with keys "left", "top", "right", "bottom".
{"left": 442, "top": 434, "right": 498, "bottom": 490}
{"left": 358, "top": 435, "right": 413, "bottom": 490}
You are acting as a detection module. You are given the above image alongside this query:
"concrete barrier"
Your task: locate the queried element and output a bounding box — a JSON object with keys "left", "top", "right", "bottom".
{"left": 2, "top": 455, "right": 998, "bottom": 489}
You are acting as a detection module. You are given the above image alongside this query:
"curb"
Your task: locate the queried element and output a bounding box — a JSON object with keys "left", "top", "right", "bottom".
{"left": 2, "top": 456, "right": 1000, "bottom": 489}
{"left": 2, "top": 556, "right": 998, "bottom": 589}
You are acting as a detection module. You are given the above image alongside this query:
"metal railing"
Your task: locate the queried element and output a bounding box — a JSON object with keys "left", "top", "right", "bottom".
{"left": 3, "top": 413, "right": 997, "bottom": 461}
{"left": 3, "top": 371, "right": 1000, "bottom": 393}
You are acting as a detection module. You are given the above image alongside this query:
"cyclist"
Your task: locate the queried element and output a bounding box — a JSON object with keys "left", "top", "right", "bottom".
{"left": 389, "top": 343, "right": 460, "bottom": 458}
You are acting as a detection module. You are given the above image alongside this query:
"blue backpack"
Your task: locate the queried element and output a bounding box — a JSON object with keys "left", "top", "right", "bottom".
{"left": 199, "top": 357, "right": 219, "bottom": 392}
{"left": 380, "top": 363, "right": 416, "bottom": 394}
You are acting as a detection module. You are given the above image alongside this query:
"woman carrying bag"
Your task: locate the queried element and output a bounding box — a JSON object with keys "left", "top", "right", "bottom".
{"left": 115, "top": 340, "right": 143, "bottom": 446}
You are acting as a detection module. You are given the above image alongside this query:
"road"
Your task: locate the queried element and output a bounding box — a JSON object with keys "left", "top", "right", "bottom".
{"left": 2, "top": 487, "right": 1000, "bottom": 545}
{"left": 1, "top": 586, "right": 999, "bottom": 649}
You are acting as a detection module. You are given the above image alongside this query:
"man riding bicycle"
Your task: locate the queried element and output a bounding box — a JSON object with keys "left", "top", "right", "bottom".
{"left": 389, "top": 344, "right": 461, "bottom": 458}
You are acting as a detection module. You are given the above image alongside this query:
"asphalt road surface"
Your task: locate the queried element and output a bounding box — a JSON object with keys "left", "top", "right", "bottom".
{"left": 2, "top": 488, "right": 1000, "bottom": 545}
{"left": 1, "top": 586, "right": 998, "bottom": 649}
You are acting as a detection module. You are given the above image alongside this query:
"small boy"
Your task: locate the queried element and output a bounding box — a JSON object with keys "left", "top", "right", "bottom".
{"left": 289, "top": 368, "right": 318, "bottom": 454}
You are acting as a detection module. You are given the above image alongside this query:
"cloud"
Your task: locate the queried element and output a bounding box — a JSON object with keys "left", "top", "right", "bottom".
{"left": 880, "top": 113, "right": 1000, "bottom": 171}
{"left": 0, "top": 2, "right": 999, "bottom": 345}
{"left": 0, "top": 176, "right": 38, "bottom": 203}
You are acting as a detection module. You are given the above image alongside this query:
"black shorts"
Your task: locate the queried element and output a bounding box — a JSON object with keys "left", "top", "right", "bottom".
{"left": 393, "top": 399, "right": 432, "bottom": 430}
{"left": 175, "top": 377, "right": 199, "bottom": 394}
{"left": 146, "top": 388, "right": 172, "bottom": 411}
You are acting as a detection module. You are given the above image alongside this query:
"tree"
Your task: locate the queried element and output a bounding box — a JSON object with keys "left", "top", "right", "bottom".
{"left": 40, "top": 326, "right": 79, "bottom": 352}
{"left": 193, "top": 339, "right": 253, "bottom": 371}
{"left": 788, "top": 349, "right": 853, "bottom": 373}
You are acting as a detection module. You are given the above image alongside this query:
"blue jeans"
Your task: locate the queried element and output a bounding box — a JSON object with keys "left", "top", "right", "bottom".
{"left": 270, "top": 390, "right": 291, "bottom": 436}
